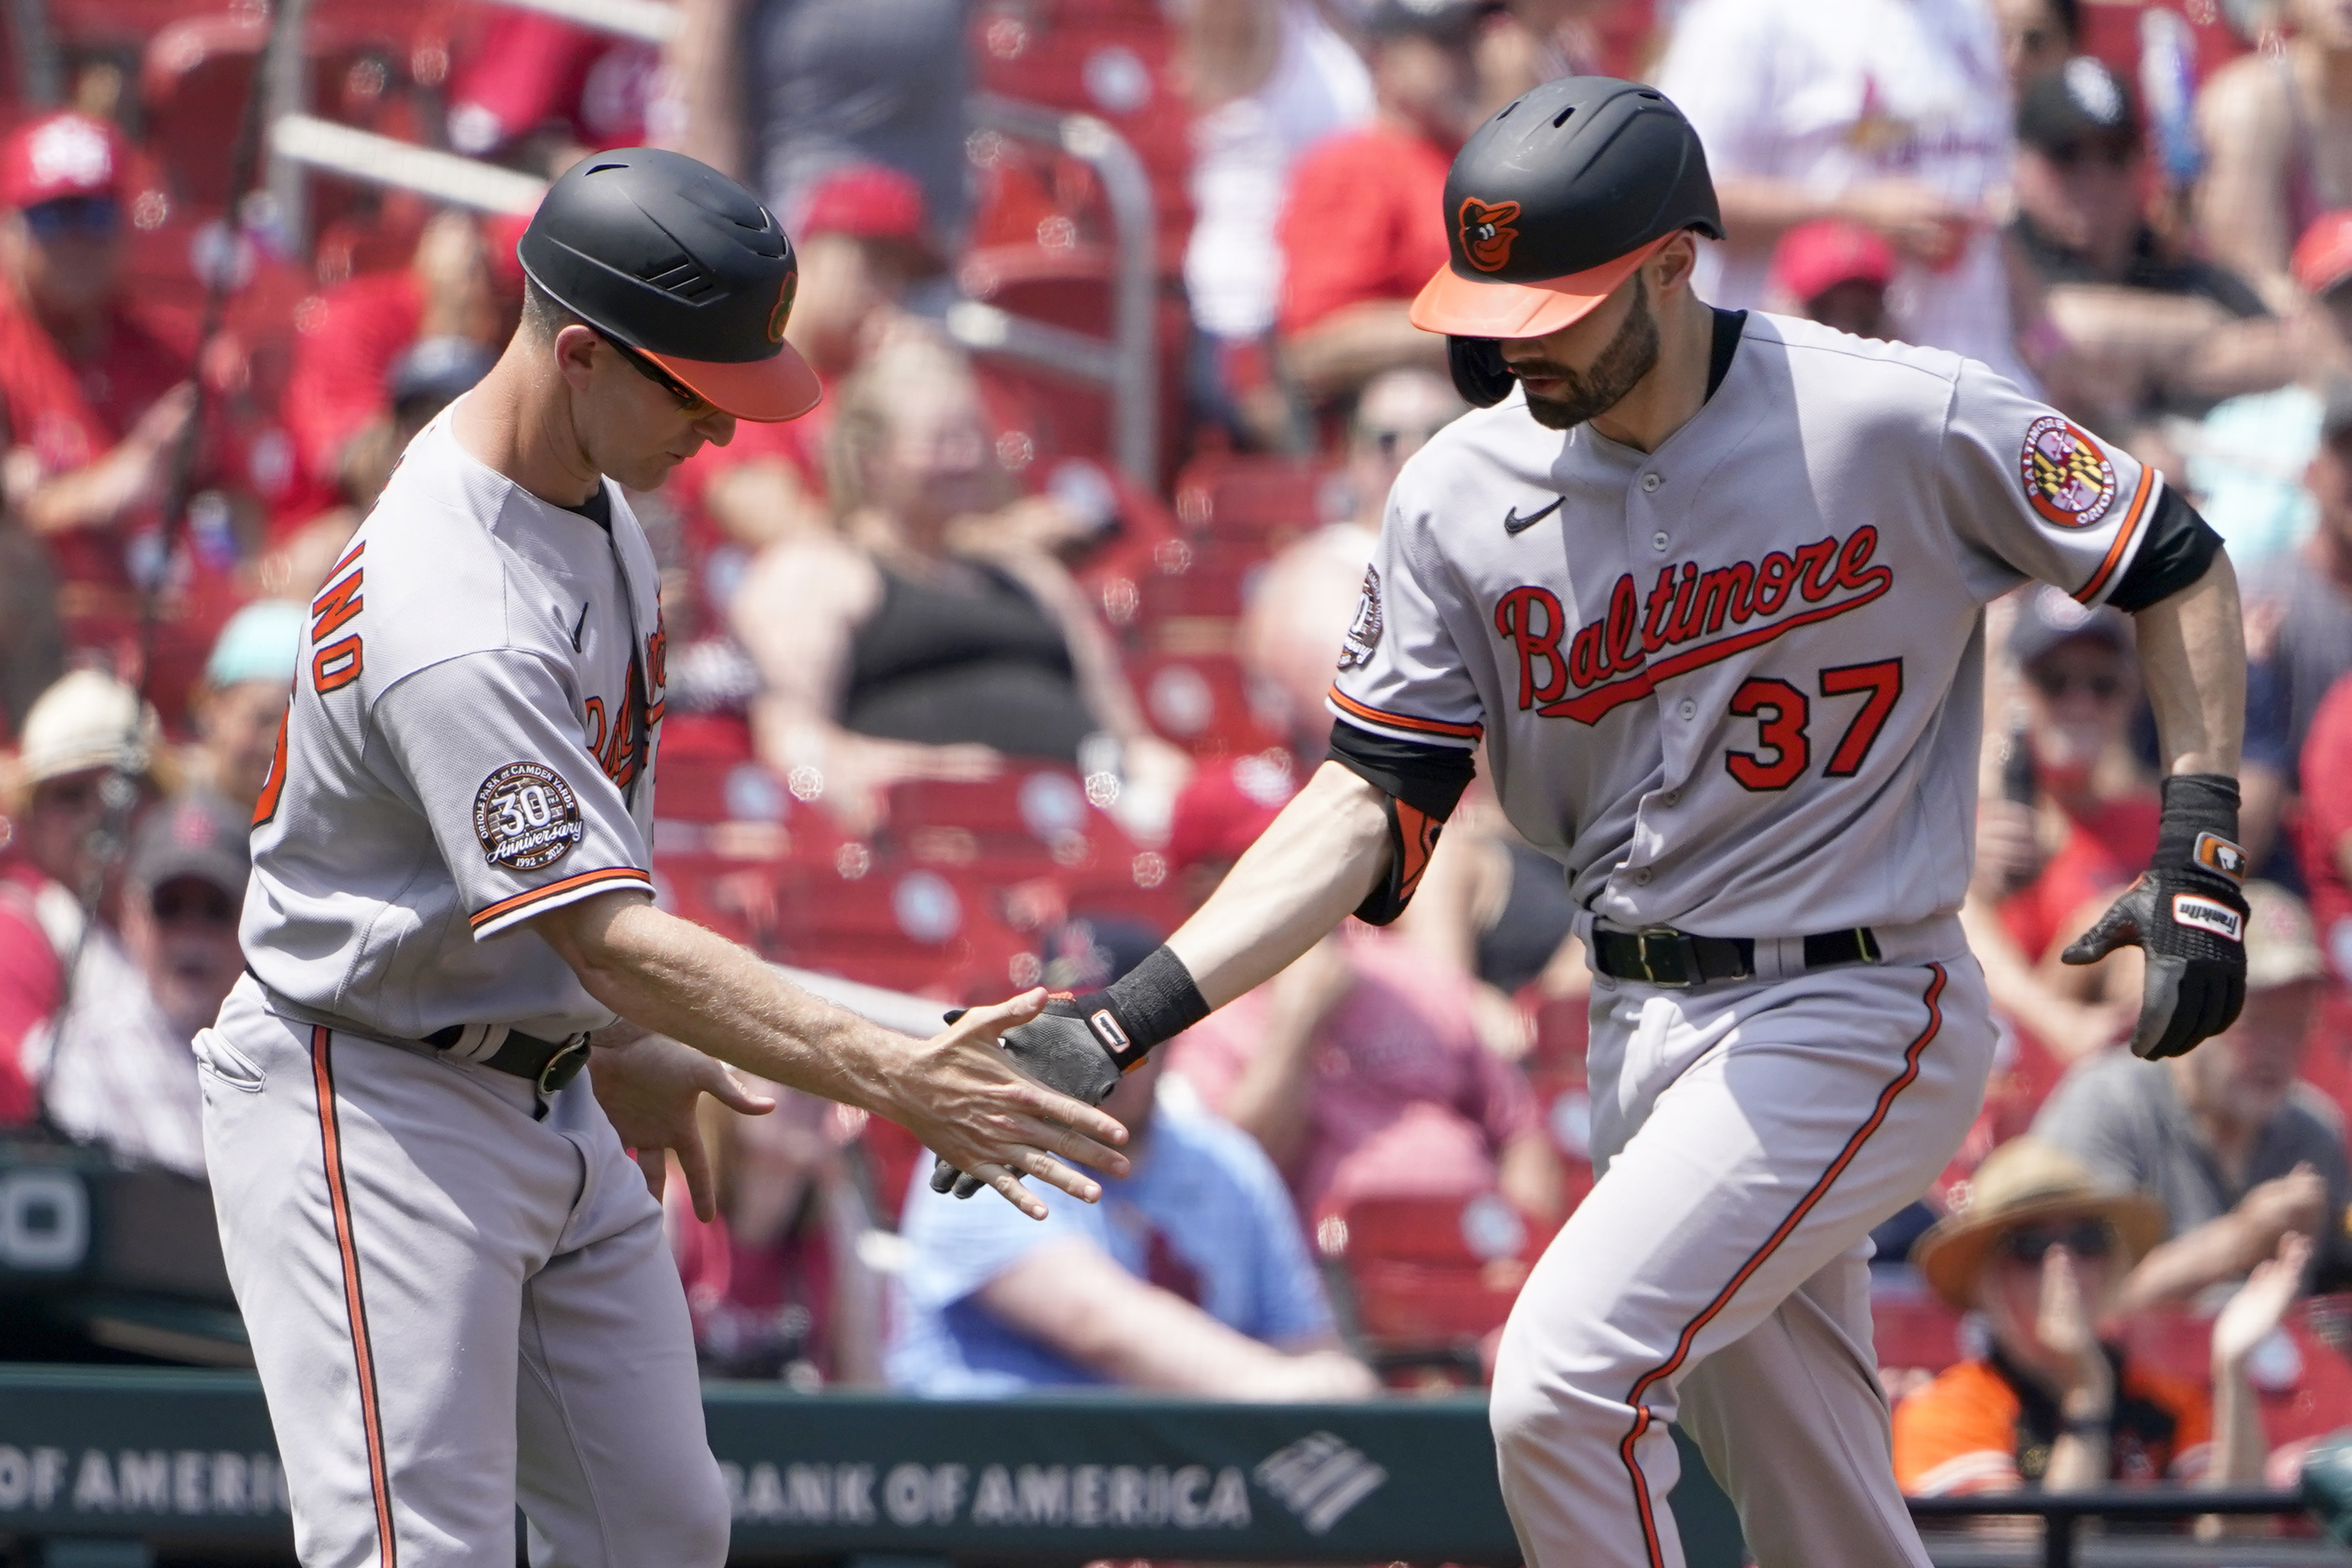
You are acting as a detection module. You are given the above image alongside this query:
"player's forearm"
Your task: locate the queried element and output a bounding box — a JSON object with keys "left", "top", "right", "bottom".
{"left": 1165, "top": 762, "right": 1392, "bottom": 1008}
{"left": 539, "top": 893, "right": 912, "bottom": 1113}
{"left": 2133, "top": 552, "right": 2245, "bottom": 778}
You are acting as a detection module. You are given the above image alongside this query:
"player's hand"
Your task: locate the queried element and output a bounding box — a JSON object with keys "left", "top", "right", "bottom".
{"left": 930, "top": 996, "right": 1128, "bottom": 1201}
{"left": 588, "top": 1034, "right": 775, "bottom": 1221}
{"left": 891, "top": 989, "right": 1131, "bottom": 1219}
{"left": 2062, "top": 866, "right": 2247, "bottom": 1059}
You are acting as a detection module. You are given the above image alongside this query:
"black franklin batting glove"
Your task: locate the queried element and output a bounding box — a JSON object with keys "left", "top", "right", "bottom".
{"left": 2062, "top": 774, "right": 2249, "bottom": 1060}
{"left": 931, "top": 945, "right": 1210, "bottom": 1200}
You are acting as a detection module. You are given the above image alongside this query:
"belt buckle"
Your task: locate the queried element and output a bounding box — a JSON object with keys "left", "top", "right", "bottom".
{"left": 1635, "top": 927, "right": 1696, "bottom": 988}
{"left": 537, "top": 1037, "right": 591, "bottom": 1094}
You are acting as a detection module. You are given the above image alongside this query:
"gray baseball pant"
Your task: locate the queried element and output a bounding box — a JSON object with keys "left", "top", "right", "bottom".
{"left": 198, "top": 974, "right": 728, "bottom": 1568}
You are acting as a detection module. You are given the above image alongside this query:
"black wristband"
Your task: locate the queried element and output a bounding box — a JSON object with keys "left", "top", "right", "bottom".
{"left": 2154, "top": 773, "right": 2246, "bottom": 882}
{"left": 1093, "top": 944, "right": 1211, "bottom": 1068}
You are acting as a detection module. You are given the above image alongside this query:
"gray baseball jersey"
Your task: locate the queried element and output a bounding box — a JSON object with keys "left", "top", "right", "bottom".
{"left": 1329, "top": 310, "right": 2158, "bottom": 935}
{"left": 241, "top": 406, "right": 668, "bottom": 1043}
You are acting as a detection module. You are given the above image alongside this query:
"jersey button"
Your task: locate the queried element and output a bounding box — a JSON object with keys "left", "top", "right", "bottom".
{"left": 1641, "top": 473, "right": 1662, "bottom": 493}
{"left": 1678, "top": 699, "right": 1696, "bottom": 720}
{"left": 1662, "top": 788, "right": 1681, "bottom": 807}
{"left": 1651, "top": 530, "right": 1670, "bottom": 552}
{"left": 1634, "top": 867, "right": 1653, "bottom": 885}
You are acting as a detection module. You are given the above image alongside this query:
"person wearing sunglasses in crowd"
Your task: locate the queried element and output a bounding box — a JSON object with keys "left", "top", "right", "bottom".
{"left": 2010, "top": 59, "right": 2292, "bottom": 442}
{"left": 1895, "top": 1137, "right": 2307, "bottom": 1506}
{"left": 1962, "top": 589, "right": 2154, "bottom": 1089}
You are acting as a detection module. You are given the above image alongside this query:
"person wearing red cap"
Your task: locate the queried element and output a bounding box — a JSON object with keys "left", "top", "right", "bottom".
{"left": 1274, "top": 0, "right": 1496, "bottom": 405}
{"left": 0, "top": 112, "right": 198, "bottom": 651}
{"left": 1765, "top": 219, "right": 1897, "bottom": 339}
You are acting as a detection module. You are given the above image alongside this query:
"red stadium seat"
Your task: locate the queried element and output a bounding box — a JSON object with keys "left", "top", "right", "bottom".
{"left": 1172, "top": 453, "right": 1345, "bottom": 542}
{"left": 1131, "top": 650, "right": 1287, "bottom": 759}
{"left": 1320, "top": 1193, "right": 1564, "bottom": 1378}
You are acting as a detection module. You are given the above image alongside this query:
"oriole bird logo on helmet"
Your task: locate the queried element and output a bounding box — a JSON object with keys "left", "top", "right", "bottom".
{"left": 1459, "top": 198, "right": 1522, "bottom": 271}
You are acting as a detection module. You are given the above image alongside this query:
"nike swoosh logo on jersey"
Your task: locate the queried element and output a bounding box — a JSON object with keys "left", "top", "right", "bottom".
{"left": 569, "top": 601, "right": 589, "bottom": 652}
{"left": 1503, "top": 496, "right": 1564, "bottom": 536}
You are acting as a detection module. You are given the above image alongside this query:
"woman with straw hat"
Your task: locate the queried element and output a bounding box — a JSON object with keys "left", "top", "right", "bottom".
{"left": 1894, "top": 1136, "right": 2307, "bottom": 1504}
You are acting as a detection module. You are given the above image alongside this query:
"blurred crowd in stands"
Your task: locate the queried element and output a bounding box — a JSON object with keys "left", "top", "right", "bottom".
{"left": 2, "top": 0, "right": 2352, "bottom": 1522}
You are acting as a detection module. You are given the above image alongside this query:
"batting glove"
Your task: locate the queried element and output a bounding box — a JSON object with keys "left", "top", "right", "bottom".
{"left": 2062, "top": 774, "right": 2249, "bottom": 1060}
{"left": 932, "top": 945, "right": 1210, "bottom": 1200}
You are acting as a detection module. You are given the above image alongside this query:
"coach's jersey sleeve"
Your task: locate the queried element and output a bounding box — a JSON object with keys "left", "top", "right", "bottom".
{"left": 1325, "top": 502, "right": 1487, "bottom": 751}
{"left": 1935, "top": 357, "right": 2161, "bottom": 607}
{"left": 369, "top": 650, "right": 652, "bottom": 940}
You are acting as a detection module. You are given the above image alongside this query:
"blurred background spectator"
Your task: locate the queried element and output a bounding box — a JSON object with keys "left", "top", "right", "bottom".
{"left": 1654, "top": 0, "right": 2031, "bottom": 383}
{"left": 1162, "top": 759, "right": 1565, "bottom": 1226}
{"left": 730, "top": 328, "right": 1188, "bottom": 833}
{"left": 1764, "top": 219, "right": 1896, "bottom": 338}
{"left": 890, "top": 917, "right": 1373, "bottom": 1397}
{"left": 1895, "top": 1138, "right": 2301, "bottom": 1499}
{"left": 0, "top": 669, "right": 166, "bottom": 1135}
{"left": 2194, "top": 0, "right": 2352, "bottom": 315}
{"left": 2012, "top": 58, "right": 2285, "bottom": 439}
{"left": 667, "top": 1085, "right": 886, "bottom": 1386}
{"left": 1274, "top": 0, "right": 1488, "bottom": 410}
{"left": 2035, "top": 882, "right": 2352, "bottom": 1307}
{"left": 180, "top": 599, "right": 299, "bottom": 812}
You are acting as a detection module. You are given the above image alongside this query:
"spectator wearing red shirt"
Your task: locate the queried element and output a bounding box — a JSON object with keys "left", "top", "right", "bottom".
{"left": 1275, "top": 0, "right": 1492, "bottom": 404}
{"left": 1160, "top": 756, "right": 1564, "bottom": 1225}
{"left": 2291, "top": 664, "right": 2352, "bottom": 1108}
{"left": 0, "top": 113, "right": 197, "bottom": 656}
{"left": 0, "top": 669, "right": 166, "bottom": 1128}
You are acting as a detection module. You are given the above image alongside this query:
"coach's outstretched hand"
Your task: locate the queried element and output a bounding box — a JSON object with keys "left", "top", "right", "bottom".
{"left": 892, "top": 989, "right": 1132, "bottom": 1219}
{"left": 2062, "top": 775, "right": 2249, "bottom": 1060}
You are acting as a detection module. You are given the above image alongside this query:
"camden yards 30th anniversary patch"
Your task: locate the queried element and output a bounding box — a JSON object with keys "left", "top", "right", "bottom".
{"left": 474, "top": 761, "right": 586, "bottom": 871}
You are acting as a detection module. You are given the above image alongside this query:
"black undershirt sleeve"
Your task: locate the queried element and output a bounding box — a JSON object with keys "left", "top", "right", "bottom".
{"left": 2103, "top": 485, "right": 2224, "bottom": 613}
{"left": 1326, "top": 718, "right": 1478, "bottom": 820}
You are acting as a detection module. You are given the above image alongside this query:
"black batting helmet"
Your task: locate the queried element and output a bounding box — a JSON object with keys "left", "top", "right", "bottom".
{"left": 518, "top": 148, "right": 821, "bottom": 423}
{"left": 1411, "top": 77, "right": 1721, "bottom": 342}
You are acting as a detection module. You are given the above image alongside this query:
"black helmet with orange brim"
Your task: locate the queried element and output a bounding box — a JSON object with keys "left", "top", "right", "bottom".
{"left": 518, "top": 147, "right": 822, "bottom": 423}
{"left": 1413, "top": 78, "right": 1723, "bottom": 406}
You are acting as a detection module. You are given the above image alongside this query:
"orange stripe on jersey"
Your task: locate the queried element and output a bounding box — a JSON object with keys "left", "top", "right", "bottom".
{"left": 468, "top": 866, "right": 654, "bottom": 932}
{"left": 252, "top": 704, "right": 290, "bottom": 826}
{"left": 1327, "top": 686, "right": 1484, "bottom": 741}
{"left": 2071, "top": 467, "right": 2157, "bottom": 606}
{"left": 1617, "top": 966, "right": 1948, "bottom": 1567}
{"left": 311, "top": 568, "right": 364, "bottom": 643}
{"left": 326, "top": 538, "right": 366, "bottom": 581}
{"left": 310, "top": 1027, "right": 398, "bottom": 1568}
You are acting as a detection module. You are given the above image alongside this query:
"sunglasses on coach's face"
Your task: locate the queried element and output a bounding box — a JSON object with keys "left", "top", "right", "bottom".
{"left": 597, "top": 332, "right": 720, "bottom": 421}
{"left": 22, "top": 196, "right": 119, "bottom": 241}
{"left": 1997, "top": 1218, "right": 2115, "bottom": 1266}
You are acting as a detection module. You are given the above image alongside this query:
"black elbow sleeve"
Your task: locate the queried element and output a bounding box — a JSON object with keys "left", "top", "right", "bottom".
{"left": 1326, "top": 719, "right": 1477, "bottom": 924}
{"left": 2105, "top": 486, "right": 2224, "bottom": 612}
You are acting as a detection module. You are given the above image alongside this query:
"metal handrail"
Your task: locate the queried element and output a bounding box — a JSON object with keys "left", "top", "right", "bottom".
{"left": 1908, "top": 1486, "right": 2329, "bottom": 1568}
{"left": 961, "top": 94, "right": 1160, "bottom": 489}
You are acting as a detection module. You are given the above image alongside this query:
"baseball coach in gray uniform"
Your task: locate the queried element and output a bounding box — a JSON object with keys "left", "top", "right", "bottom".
{"left": 198, "top": 149, "right": 1129, "bottom": 1568}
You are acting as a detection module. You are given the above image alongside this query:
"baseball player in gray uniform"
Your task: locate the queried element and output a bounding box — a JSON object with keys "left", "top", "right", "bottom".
{"left": 200, "top": 149, "right": 1129, "bottom": 1568}
{"left": 932, "top": 79, "right": 2250, "bottom": 1567}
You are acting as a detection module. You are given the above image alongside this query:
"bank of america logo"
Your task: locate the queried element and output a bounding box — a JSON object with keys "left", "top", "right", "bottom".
{"left": 1254, "top": 1433, "right": 1387, "bottom": 1535}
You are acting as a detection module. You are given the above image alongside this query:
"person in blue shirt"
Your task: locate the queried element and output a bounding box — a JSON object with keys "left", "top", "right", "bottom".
{"left": 889, "top": 1019, "right": 1375, "bottom": 1397}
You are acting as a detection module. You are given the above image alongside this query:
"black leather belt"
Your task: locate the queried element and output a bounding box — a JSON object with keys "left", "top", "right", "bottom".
{"left": 425, "top": 1024, "right": 593, "bottom": 1093}
{"left": 1590, "top": 925, "right": 1884, "bottom": 988}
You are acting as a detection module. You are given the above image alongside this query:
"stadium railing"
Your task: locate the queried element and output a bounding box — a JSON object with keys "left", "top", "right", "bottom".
{"left": 1908, "top": 1486, "right": 2340, "bottom": 1568}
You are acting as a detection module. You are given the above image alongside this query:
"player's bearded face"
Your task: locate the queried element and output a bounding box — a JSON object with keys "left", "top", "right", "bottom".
{"left": 1506, "top": 275, "right": 1661, "bottom": 431}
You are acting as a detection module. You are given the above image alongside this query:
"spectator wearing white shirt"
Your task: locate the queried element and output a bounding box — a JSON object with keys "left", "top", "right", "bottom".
{"left": 1653, "top": 0, "right": 2034, "bottom": 385}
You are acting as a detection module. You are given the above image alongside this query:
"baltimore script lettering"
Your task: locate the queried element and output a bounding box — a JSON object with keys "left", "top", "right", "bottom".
{"left": 1493, "top": 525, "right": 1895, "bottom": 725}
